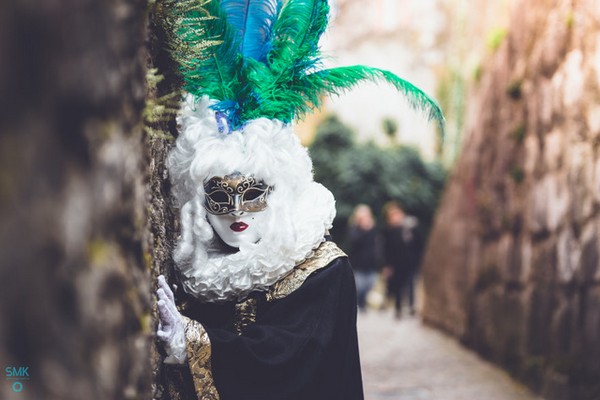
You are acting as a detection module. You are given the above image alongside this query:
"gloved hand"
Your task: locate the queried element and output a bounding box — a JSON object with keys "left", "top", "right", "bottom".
{"left": 156, "top": 275, "right": 187, "bottom": 364}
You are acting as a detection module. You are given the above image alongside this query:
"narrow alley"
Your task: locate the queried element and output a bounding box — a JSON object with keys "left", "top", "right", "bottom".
{"left": 358, "top": 310, "right": 543, "bottom": 400}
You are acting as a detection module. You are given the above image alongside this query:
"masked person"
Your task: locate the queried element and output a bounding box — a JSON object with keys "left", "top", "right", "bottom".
{"left": 157, "top": 96, "right": 361, "bottom": 400}
{"left": 156, "top": 1, "right": 443, "bottom": 399}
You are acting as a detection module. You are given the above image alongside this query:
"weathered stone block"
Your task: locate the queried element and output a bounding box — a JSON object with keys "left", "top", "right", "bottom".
{"left": 496, "top": 233, "right": 528, "bottom": 284}
{"left": 579, "top": 222, "right": 599, "bottom": 281}
{"left": 539, "top": 79, "right": 553, "bottom": 130}
{"left": 524, "top": 135, "right": 539, "bottom": 175}
{"left": 471, "top": 286, "right": 529, "bottom": 370}
{"left": 542, "top": 370, "right": 570, "bottom": 400}
{"left": 566, "top": 143, "right": 595, "bottom": 224}
{"left": 549, "top": 292, "right": 580, "bottom": 356}
{"left": 529, "top": 174, "right": 570, "bottom": 234}
{"left": 521, "top": 238, "right": 533, "bottom": 282}
{"left": 593, "top": 157, "right": 600, "bottom": 205}
{"left": 549, "top": 71, "right": 565, "bottom": 125}
{"left": 562, "top": 50, "right": 585, "bottom": 109}
{"left": 594, "top": 34, "right": 600, "bottom": 88}
{"left": 528, "top": 286, "right": 558, "bottom": 356}
{"left": 530, "top": 237, "right": 558, "bottom": 283}
{"left": 544, "top": 129, "right": 564, "bottom": 172}
{"left": 583, "top": 287, "right": 600, "bottom": 360}
{"left": 585, "top": 104, "right": 600, "bottom": 140}
{"left": 556, "top": 228, "right": 579, "bottom": 283}
{"left": 536, "top": 1, "right": 571, "bottom": 78}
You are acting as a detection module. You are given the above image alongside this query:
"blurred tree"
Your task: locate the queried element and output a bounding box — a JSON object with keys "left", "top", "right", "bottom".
{"left": 310, "top": 115, "right": 354, "bottom": 189}
{"left": 309, "top": 115, "right": 446, "bottom": 243}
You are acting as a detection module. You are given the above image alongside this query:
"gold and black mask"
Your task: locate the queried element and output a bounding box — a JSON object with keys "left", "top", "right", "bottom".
{"left": 203, "top": 172, "right": 273, "bottom": 215}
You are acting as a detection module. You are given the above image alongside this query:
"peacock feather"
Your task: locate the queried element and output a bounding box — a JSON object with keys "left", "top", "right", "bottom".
{"left": 161, "top": 0, "right": 444, "bottom": 131}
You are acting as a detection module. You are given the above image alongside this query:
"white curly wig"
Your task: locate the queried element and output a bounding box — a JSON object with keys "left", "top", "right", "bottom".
{"left": 168, "top": 96, "right": 336, "bottom": 302}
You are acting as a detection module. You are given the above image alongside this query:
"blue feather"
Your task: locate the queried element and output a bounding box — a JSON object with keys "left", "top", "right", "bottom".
{"left": 220, "top": 0, "right": 281, "bottom": 61}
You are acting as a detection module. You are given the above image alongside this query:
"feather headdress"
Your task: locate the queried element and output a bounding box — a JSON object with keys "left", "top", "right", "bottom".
{"left": 162, "top": 0, "right": 444, "bottom": 131}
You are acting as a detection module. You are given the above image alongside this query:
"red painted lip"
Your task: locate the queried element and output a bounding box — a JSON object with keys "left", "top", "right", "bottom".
{"left": 230, "top": 222, "right": 249, "bottom": 232}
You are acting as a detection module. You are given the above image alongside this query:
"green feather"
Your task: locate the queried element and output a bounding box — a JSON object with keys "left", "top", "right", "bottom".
{"left": 306, "top": 65, "right": 445, "bottom": 130}
{"left": 242, "top": 56, "right": 316, "bottom": 122}
{"left": 268, "top": 0, "right": 329, "bottom": 72}
{"left": 237, "top": 0, "right": 330, "bottom": 124}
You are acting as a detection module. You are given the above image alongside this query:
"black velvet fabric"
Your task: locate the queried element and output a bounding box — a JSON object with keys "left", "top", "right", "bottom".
{"left": 182, "top": 257, "right": 364, "bottom": 400}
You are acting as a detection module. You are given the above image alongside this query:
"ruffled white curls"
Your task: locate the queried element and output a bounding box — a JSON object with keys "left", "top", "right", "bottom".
{"left": 168, "top": 95, "right": 336, "bottom": 302}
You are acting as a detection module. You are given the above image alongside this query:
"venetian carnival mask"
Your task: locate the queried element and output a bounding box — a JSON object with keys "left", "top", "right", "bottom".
{"left": 203, "top": 172, "right": 273, "bottom": 248}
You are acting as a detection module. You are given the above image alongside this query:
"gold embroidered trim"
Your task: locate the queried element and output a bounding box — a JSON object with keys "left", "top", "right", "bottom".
{"left": 182, "top": 316, "right": 220, "bottom": 400}
{"left": 234, "top": 297, "right": 257, "bottom": 335}
{"left": 266, "top": 241, "right": 347, "bottom": 301}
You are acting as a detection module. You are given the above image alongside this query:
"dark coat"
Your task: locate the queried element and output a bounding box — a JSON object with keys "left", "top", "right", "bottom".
{"left": 382, "top": 218, "right": 423, "bottom": 286}
{"left": 347, "top": 226, "right": 381, "bottom": 273}
{"left": 169, "top": 257, "right": 364, "bottom": 400}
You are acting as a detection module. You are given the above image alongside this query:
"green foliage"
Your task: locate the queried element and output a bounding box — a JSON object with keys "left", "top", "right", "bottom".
{"left": 565, "top": 11, "right": 574, "bottom": 29}
{"left": 472, "top": 63, "right": 484, "bottom": 84}
{"left": 310, "top": 116, "right": 447, "bottom": 236}
{"left": 510, "top": 166, "right": 525, "bottom": 183}
{"left": 511, "top": 123, "right": 526, "bottom": 144}
{"left": 486, "top": 27, "right": 507, "bottom": 51}
{"left": 143, "top": 68, "right": 179, "bottom": 140}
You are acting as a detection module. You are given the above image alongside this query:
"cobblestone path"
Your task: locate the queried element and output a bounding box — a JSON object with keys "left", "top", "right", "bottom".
{"left": 357, "top": 310, "right": 543, "bottom": 400}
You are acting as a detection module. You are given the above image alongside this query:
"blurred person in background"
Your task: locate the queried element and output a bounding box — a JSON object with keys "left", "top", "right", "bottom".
{"left": 347, "top": 204, "right": 381, "bottom": 312}
{"left": 382, "top": 201, "right": 423, "bottom": 319}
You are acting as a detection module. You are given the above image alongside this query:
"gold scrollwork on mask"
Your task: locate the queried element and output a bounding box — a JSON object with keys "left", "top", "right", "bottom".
{"left": 203, "top": 172, "right": 272, "bottom": 215}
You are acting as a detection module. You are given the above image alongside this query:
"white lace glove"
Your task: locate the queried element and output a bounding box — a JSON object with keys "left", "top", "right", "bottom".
{"left": 156, "top": 275, "right": 187, "bottom": 364}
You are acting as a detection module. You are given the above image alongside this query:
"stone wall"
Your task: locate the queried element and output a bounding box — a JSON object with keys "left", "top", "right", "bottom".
{"left": 145, "top": 3, "right": 185, "bottom": 398}
{"left": 421, "top": 0, "right": 600, "bottom": 399}
{"left": 0, "top": 1, "right": 152, "bottom": 399}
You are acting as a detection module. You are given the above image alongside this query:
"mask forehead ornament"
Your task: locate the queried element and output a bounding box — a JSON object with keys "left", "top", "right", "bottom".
{"left": 204, "top": 172, "right": 273, "bottom": 215}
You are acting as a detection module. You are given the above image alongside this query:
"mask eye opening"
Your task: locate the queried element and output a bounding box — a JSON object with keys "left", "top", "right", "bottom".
{"left": 243, "top": 188, "right": 264, "bottom": 201}
{"left": 207, "top": 190, "right": 231, "bottom": 204}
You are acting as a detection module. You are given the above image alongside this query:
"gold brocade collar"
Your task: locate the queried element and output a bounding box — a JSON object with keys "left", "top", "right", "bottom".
{"left": 266, "top": 241, "right": 347, "bottom": 301}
